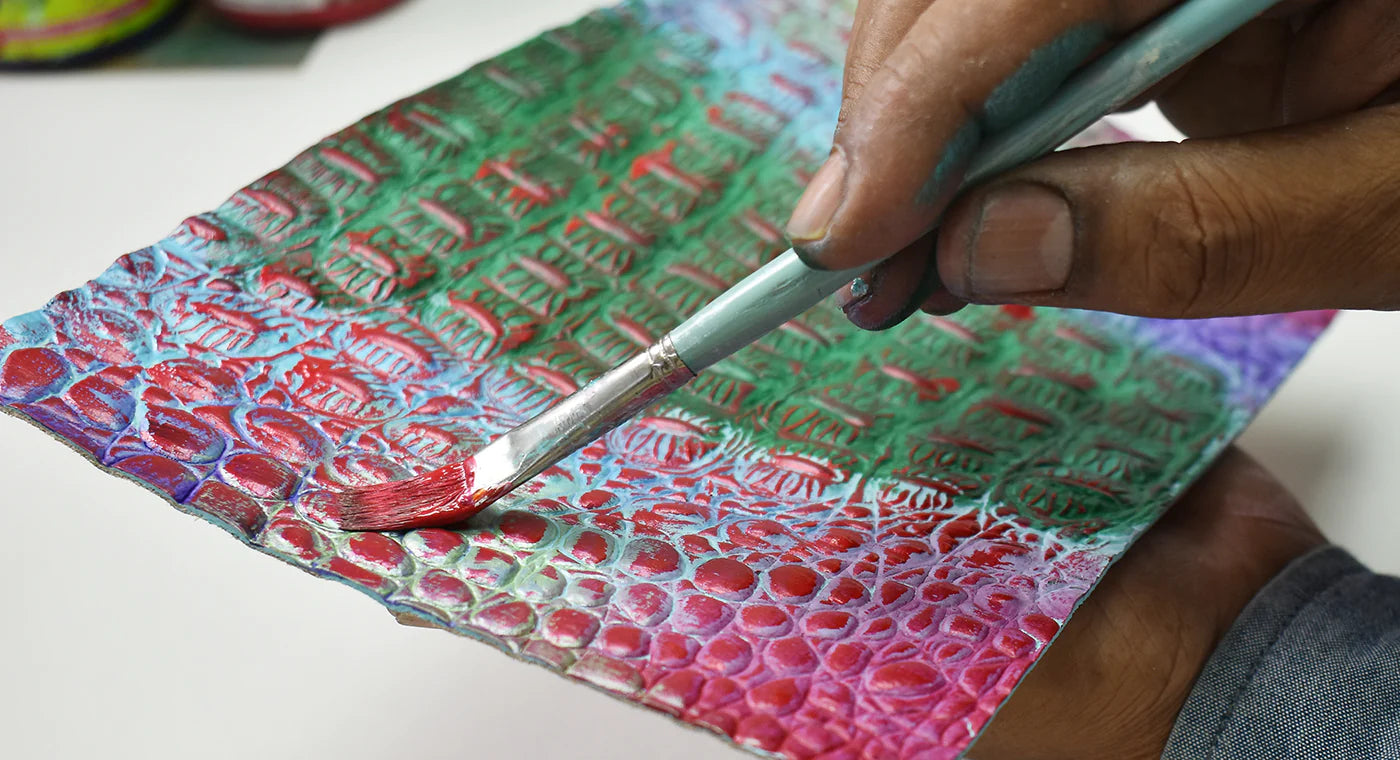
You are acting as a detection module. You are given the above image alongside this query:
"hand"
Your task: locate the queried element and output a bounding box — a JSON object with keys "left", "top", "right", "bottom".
{"left": 970, "top": 448, "right": 1325, "bottom": 759}
{"left": 787, "top": 0, "right": 1400, "bottom": 329}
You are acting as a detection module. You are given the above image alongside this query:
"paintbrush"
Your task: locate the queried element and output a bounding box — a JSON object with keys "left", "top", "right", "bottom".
{"left": 304, "top": 0, "right": 1281, "bottom": 531}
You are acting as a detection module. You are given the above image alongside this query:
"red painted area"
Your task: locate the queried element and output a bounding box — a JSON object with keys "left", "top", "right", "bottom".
{"left": 673, "top": 594, "right": 731, "bottom": 635}
{"left": 597, "top": 625, "right": 649, "bottom": 658}
{"left": 619, "top": 583, "right": 671, "bottom": 627}
{"left": 461, "top": 547, "right": 515, "bottom": 586}
{"left": 112, "top": 454, "right": 198, "bottom": 500}
{"left": 181, "top": 216, "right": 227, "bottom": 241}
{"left": 344, "top": 533, "right": 411, "bottom": 576}
{"left": 821, "top": 577, "right": 869, "bottom": 607}
{"left": 816, "top": 527, "right": 864, "bottom": 553}
{"left": 141, "top": 406, "right": 225, "bottom": 463}
{"left": 218, "top": 454, "right": 298, "bottom": 500}
{"left": 325, "top": 556, "right": 387, "bottom": 589}
{"left": 1000, "top": 304, "right": 1036, "bottom": 321}
{"left": 943, "top": 614, "right": 988, "bottom": 641}
{"left": 569, "top": 530, "right": 611, "bottom": 565}
{"left": 697, "top": 635, "right": 753, "bottom": 675}
{"left": 0, "top": 347, "right": 69, "bottom": 403}
{"left": 578, "top": 489, "right": 614, "bottom": 509}
{"left": 802, "top": 610, "right": 855, "bottom": 639}
{"left": 650, "top": 631, "right": 699, "bottom": 667}
{"left": 188, "top": 481, "right": 266, "bottom": 539}
{"left": 735, "top": 714, "right": 787, "bottom": 752}
{"left": 649, "top": 669, "right": 705, "bottom": 711}
{"left": 921, "top": 580, "right": 965, "bottom": 604}
{"left": 767, "top": 564, "right": 821, "bottom": 601}
{"left": 878, "top": 581, "right": 913, "bottom": 609}
{"left": 265, "top": 522, "right": 323, "bottom": 561}
{"left": 824, "top": 642, "right": 870, "bottom": 675}
{"left": 867, "top": 662, "right": 942, "bottom": 696}
{"left": 737, "top": 605, "right": 791, "bottom": 637}
{"left": 63, "top": 376, "right": 132, "bottom": 429}
{"left": 993, "top": 628, "right": 1035, "bottom": 658}
{"left": 693, "top": 557, "right": 756, "bottom": 598}
{"left": 498, "top": 510, "right": 549, "bottom": 545}
{"left": 746, "top": 678, "right": 804, "bottom": 715}
{"left": 626, "top": 538, "right": 682, "bottom": 578}
{"left": 542, "top": 608, "right": 600, "bottom": 648}
{"left": 764, "top": 637, "right": 817, "bottom": 674}
{"left": 965, "top": 541, "right": 1032, "bottom": 569}
{"left": 404, "top": 528, "right": 466, "bottom": 563}
{"left": 241, "top": 407, "right": 327, "bottom": 466}
{"left": 416, "top": 570, "right": 473, "bottom": 607}
{"left": 904, "top": 607, "right": 941, "bottom": 636}
{"left": 1020, "top": 614, "right": 1060, "bottom": 642}
{"left": 473, "top": 601, "right": 536, "bottom": 637}
{"left": 959, "top": 662, "right": 1007, "bottom": 695}
{"left": 699, "top": 676, "right": 744, "bottom": 709}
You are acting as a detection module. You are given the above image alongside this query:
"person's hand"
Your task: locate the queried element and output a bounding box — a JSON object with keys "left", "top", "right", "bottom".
{"left": 787, "top": 0, "right": 1400, "bottom": 329}
{"left": 970, "top": 448, "right": 1325, "bottom": 759}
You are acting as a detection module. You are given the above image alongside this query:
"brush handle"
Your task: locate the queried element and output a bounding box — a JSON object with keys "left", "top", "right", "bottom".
{"left": 668, "top": 0, "right": 1280, "bottom": 372}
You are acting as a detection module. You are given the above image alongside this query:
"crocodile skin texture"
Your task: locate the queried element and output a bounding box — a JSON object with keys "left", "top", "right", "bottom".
{"left": 0, "top": 1, "right": 1331, "bottom": 757}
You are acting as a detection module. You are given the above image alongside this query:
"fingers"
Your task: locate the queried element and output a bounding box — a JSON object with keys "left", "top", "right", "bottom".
{"left": 1157, "top": 0, "right": 1400, "bottom": 136}
{"left": 835, "top": 230, "right": 950, "bottom": 330}
{"left": 1154, "top": 17, "right": 1295, "bottom": 137}
{"left": 935, "top": 104, "right": 1400, "bottom": 316}
{"left": 788, "top": 0, "right": 1175, "bottom": 270}
{"left": 973, "top": 449, "right": 1323, "bottom": 759}
{"left": 393, "top": 611, "right": 445, "bottom": 629}
{"left": 1282, "top": 0, "right": 1400, "bottom": 121}
{"left": 839, "top": 0, "right": 936, "bottom": 129}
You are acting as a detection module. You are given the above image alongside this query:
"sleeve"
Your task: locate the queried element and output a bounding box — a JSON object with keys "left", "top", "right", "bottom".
{"left": 1162, "top": 546, "right": 1400, "bottom": 759}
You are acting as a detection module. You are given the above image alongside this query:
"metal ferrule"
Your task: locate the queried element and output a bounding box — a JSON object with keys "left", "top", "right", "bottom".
{"left": 470, "top": 336, "right": 696, "bottom": 502}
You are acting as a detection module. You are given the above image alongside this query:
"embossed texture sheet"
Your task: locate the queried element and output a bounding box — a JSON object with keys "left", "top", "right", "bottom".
{"left": 0, "top": 1, "right": 1331, "bottom": 758}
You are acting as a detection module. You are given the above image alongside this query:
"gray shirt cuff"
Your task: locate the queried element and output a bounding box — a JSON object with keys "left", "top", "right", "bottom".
{"left": 1163, "top": 546, "right": 1400, "bottom": 758}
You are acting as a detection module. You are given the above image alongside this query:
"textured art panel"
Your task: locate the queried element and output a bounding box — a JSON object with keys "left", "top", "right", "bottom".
{"left": 0, "top": 1, "right": 1330, "bottom": 758}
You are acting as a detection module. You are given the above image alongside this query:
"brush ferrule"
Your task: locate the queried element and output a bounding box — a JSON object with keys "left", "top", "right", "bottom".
{"left": 470, "top": 336, "right": 696, "bottom": 498}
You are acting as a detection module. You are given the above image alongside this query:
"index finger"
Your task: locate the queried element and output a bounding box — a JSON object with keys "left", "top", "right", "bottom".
{"left": 839, "top": 0, "right": 936, "bottom": 129}
{"left": 788, "top": 0, "right": 1175, "bottom": 270}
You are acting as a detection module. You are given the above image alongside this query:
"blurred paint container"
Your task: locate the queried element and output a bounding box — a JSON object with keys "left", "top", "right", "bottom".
{"left": 208, "top": 0, "right": 404, "bottom": 31}
{"left": 0, "top": 0, "right": 186, "bottom": 67}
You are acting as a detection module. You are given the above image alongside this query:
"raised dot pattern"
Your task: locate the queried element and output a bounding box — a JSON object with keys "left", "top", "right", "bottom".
{"left": 0, "top": 1, "right": 1332, "bottom": 758}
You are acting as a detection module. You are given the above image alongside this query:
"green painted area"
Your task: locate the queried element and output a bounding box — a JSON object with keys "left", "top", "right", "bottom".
{"left": 198, "top": 6, "right": 1231, "bottom": 537}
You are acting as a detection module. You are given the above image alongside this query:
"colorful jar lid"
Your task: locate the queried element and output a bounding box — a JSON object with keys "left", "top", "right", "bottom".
{"left": 0, "top": 0, "right": 185, "bottom": 66}
{"left": 208, "top": 0, "right": 404, "bottom": 31}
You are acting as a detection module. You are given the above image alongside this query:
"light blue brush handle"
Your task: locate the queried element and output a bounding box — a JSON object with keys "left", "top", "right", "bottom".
{"left": 668, "top": 0, "right": 1280, "bottom": 372}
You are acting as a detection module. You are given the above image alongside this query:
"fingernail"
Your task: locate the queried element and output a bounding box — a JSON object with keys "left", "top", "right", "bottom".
{"left": 786, "top": 151, "right": 847, "bottom": 243}
{"left": 394, "top": 611, "right": 441, "bottom": 629}
{"left": 837, "top": 276, "right": 872, "bottom": 312}
{"left": 965, "top": 183, "right": 1074, "bottom": 296}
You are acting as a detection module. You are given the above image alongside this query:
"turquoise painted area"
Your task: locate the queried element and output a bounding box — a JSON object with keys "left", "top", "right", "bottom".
{"left": 639, "top": 0, "right": 848, "bottom": 155}
{"left": 982, "top": 24, "right": 1107, "bottom": 132}
{"left": 916, "top": 23, "right": 1107, "bottom": 205}
{"left": 917, "top": 121, "right": 981, "bottom": 205}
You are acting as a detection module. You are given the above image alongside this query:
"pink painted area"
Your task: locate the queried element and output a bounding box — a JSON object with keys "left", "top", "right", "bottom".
{"left": 208, "top": 0, "right": 405, "bottom": 31}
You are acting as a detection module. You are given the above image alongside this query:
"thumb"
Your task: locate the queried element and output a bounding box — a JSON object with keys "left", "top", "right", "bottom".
{"left": 935, "top": 105, "right": 1400, "bottom": 317}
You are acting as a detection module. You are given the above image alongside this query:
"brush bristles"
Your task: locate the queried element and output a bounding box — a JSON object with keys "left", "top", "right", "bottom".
{"left": 303, "top": 460, "right": 482, "bottom": 531}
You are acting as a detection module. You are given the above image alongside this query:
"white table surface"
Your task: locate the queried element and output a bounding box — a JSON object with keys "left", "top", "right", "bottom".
{"left": 3, "top": 2, "right": 1397, "bottom": 758}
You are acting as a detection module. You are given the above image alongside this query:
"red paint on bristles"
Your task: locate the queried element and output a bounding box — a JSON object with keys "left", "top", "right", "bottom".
{"left": 302, "top": 459, "right": 486, "bottom": 531}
